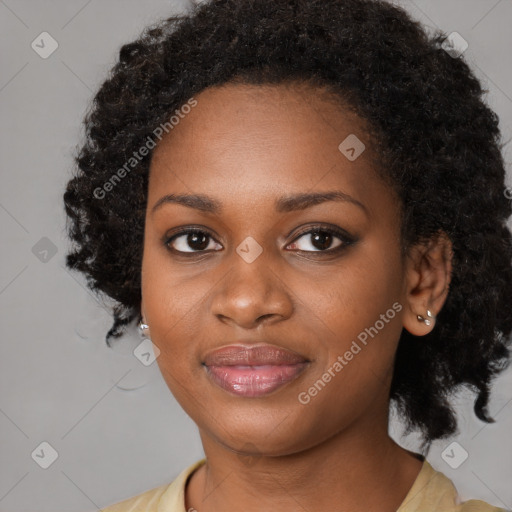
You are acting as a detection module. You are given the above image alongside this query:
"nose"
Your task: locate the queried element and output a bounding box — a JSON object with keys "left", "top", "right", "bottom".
{"left": 210, "top": 250, "right": 294, "bottom": 329}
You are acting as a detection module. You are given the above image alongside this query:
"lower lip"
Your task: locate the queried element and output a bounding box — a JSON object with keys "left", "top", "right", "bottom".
{"left": 204, "top": 363, "right": 309, "bottom": 397}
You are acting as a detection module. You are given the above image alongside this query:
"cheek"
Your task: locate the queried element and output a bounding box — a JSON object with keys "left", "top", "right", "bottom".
{"left": 142, "top": 238, "right": 203, "bottom": 320}
{"left": 141, "top": 249, "right": 200, "bottom": 368}
{"left": 297, "top": 246, "right": 404, "bottom": 385}
{"left": 304, "top": 248, "right": 402, "bottom": 330}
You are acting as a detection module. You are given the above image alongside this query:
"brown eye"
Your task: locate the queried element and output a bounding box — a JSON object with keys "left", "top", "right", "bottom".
{"left": 165, "top": 229, "right": 222, "bottom": 253}
{"left": 287, "top": 226, "right": 354, "bottom": 253}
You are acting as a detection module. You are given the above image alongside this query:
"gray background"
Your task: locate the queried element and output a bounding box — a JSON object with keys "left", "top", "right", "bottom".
{"left": 0, "top": 0, "right": 511, "bottom": 511}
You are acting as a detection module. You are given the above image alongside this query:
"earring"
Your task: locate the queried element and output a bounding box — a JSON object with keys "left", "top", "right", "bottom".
{"left": 138, "top": 318, "right": 151, "bottom": 339}
{"left": 417, "top": 309, "right": 434, "bottom": 326}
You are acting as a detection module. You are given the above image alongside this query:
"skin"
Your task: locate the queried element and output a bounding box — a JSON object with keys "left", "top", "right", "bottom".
{"left": 140, "top": 81, "right": 453, "bottom": 512}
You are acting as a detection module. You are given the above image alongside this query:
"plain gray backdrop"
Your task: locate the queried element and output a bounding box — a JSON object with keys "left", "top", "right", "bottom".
{"left": 1, "top": 1, "right": 511, "bottom": 511}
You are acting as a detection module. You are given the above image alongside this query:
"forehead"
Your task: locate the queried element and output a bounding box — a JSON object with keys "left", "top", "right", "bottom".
{"left": 147, "top": 81, "right": 387, "bottom": 214}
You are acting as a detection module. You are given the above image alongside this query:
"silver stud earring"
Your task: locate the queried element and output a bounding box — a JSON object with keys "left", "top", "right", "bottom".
{"left": 138, "top": 318, "right": 150, "bottom": 339}
{"left": 417, "top": 309, "right": 434, "bottom": 326}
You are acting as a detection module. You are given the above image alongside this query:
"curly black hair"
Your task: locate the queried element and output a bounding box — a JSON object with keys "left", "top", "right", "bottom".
{"left": 63, "top": 0, "right": 512, "bottom": 450}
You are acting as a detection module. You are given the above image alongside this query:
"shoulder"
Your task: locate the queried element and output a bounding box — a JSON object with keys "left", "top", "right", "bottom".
{"left": 99, "top": 482, "right": 169, "bottom": 512}
{"left": 398, "top": 458, "right": 508, "bottom": 512}
{"left": 99, "top": 458, "right": 207, "bottom": 512}
{"left": 456, "top": 499, "right": 509, "bottom": 512}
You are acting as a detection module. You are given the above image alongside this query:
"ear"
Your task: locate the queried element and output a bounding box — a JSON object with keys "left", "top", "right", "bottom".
{"left": 402, "top": 230, "right": 453, "bottom": 336}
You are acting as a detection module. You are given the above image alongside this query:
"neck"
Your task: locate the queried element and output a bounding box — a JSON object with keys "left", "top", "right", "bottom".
{"left": 185, "top": 408, "right": 424, "bottom": 512}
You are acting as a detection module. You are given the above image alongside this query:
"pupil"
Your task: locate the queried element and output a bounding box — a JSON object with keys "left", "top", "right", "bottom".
{"left": 312, "top": 231, "right": 331, "bottom": 250}
{"left": 188, "top": 232, "right": 209, "bottom": 250}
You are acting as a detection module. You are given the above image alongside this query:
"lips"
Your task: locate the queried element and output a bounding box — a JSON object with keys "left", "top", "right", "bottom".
{"left": 203, "top": 344, "right": 308, "bottom": 366}
{"left": 203, "top": 344, "right": 310, "bottom": 397}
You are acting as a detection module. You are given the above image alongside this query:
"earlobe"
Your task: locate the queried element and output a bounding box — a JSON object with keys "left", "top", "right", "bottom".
{"left": 402, "top": 230, "right": 453, "bottom": 337}
{"left": 403, "top": 304, "right": 437, "bottom": 337}
{"left": 139, "top": 319, "right": 150, "bottom": 338}
{"left": 416, "top": 309, "right": 434, "bottom": 326}
{"left": 138, "top": 301, "right": 150, "bottom": 338}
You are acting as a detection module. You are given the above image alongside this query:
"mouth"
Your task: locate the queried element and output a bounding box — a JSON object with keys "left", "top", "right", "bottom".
{"left": 202, "top": 344, "right": 310, "bottom": 397}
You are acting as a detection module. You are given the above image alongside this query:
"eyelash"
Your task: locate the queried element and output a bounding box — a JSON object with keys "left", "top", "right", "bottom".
{"left": 163, "top": 224, "right": 356, "bottom": 257}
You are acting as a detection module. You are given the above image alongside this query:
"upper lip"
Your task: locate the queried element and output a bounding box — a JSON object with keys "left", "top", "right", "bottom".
{"left": 203, "top": 343, "right": 309, "bottom": 366}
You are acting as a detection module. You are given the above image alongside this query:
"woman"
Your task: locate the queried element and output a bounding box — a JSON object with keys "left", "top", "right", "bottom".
{"left": 63, "top": 0, "right": 512, "bottom": 510}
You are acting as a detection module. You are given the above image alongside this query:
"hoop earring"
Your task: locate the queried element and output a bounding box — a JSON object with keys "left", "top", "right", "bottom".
{"left": 417, "top": 309, "right": 434, "bottom": 326}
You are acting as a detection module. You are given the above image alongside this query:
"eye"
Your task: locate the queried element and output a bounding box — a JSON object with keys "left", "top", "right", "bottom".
{"left": 164, "top": 225, "right": 355, "bottom": 255}
{"left": 287, "top": 225, "right": 354, "bottom": 253}
{"left": 165, "top": 228, "right": 222, "bottom": 253}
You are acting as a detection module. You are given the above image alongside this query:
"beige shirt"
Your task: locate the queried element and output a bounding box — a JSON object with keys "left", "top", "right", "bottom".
{"left": 99, "top": 458, "right": 508, "bottom": 511}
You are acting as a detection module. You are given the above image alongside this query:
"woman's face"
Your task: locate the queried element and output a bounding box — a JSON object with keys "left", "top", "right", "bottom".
{"left": 141, "top": 82, "right": 415, "bottom": 456}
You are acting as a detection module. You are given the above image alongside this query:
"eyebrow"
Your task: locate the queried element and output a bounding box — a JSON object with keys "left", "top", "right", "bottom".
{"left": 151, "top": 190, "right": 368, "bottom": 216}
